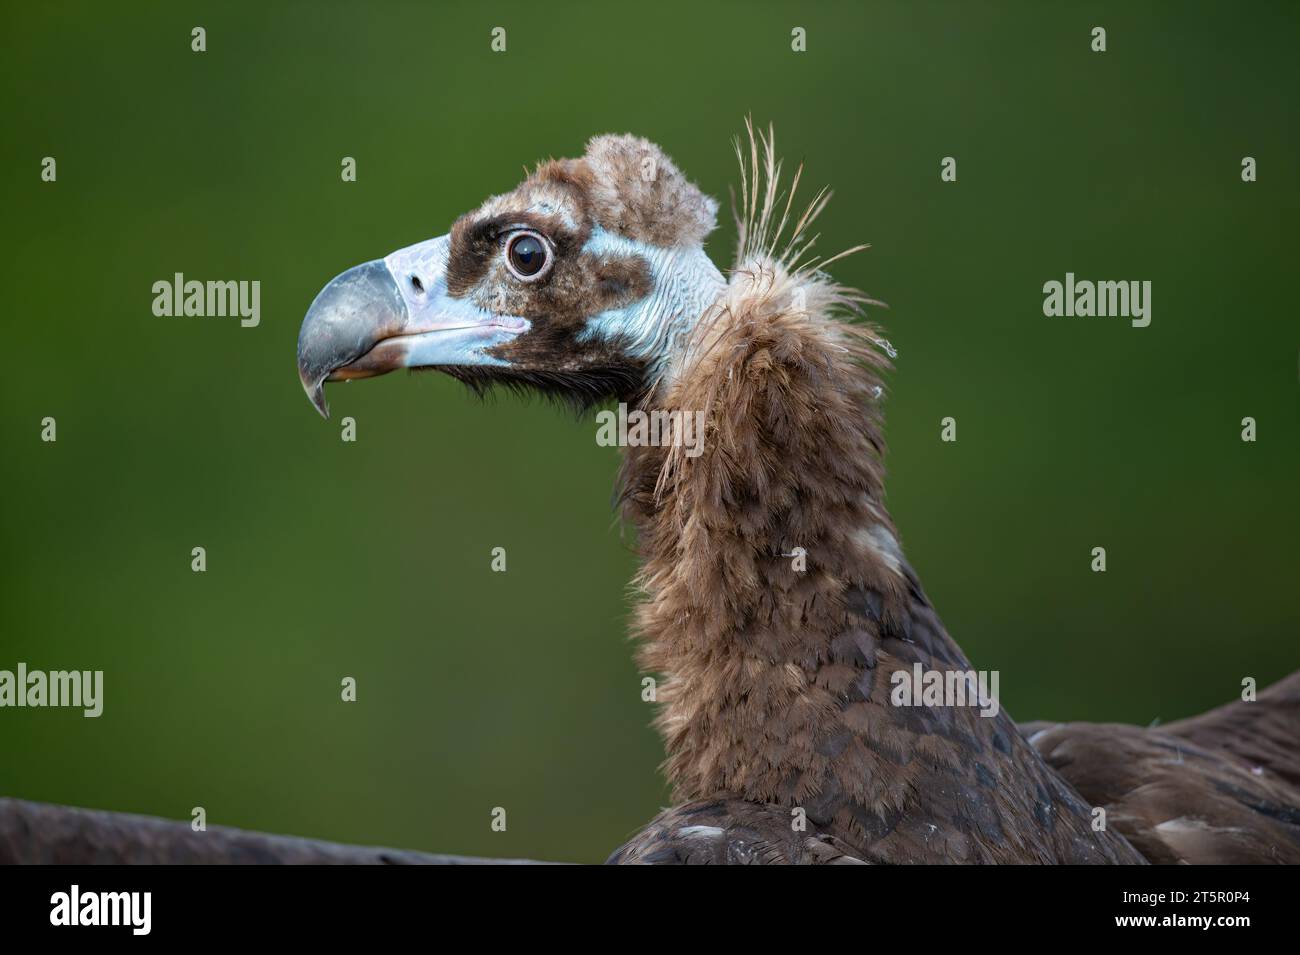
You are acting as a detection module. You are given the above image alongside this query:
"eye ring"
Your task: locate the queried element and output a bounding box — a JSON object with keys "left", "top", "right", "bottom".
{"left": 503, "top": 230, "right": 553, "bottom": 282}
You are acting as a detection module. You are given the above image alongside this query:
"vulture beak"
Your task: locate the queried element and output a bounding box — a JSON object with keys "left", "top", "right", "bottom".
{"left": 296, "top": 235, "right": 529, "bottom": 417}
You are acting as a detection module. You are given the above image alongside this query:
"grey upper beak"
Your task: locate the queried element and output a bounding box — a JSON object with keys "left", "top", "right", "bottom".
{"left": 296, "top": 260, "right": 407, "bottom": 418}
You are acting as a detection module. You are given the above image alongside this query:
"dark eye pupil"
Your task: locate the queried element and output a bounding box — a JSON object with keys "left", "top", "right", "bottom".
{"left": 508, "top": 235, "right": 545, "bottom": 276}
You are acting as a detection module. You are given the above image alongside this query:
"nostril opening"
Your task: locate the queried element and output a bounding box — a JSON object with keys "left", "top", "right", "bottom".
{"left": 409, "top": 275, "right": 424, "bottom": 294}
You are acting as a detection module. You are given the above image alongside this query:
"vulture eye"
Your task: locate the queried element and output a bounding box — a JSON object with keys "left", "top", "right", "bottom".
{"left": 504, "top": 230, "right": 551, "bottom": 281}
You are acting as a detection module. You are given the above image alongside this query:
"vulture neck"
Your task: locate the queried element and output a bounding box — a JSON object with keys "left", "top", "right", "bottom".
{"left": 619, "top": 258, "right": 947, "bottom": 810}
{"left": 614, "top": 151, "right": 1139, "bottom": 861}
{"left": 616, "top": 256, "right": 1128, "bottom": 864}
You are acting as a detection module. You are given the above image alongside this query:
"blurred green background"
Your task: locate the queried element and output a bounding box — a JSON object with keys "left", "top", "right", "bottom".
{"left": 1, "top": 1, "right": 1296, "bottom": 863}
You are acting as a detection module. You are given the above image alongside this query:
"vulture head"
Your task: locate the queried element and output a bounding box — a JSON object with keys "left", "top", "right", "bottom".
{"left": 297, "top": 135, "right": 726, "bottom": 417}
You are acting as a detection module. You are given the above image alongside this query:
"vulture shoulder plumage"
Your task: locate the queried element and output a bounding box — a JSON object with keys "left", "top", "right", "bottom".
{"left": 297, "top": 123, "right": 1300, "bottom": 865}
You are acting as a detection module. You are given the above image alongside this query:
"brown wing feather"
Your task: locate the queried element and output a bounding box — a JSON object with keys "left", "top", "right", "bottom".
{"left": 1022, "top": 673, "right": 1300, "bottom": 864}
{"left": 1165, "top": 671, "right": 1300, "bottom": 788}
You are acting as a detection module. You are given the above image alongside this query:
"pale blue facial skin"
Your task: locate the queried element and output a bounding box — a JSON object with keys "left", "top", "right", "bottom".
{"left": 379, "top": 235, "right": 530, "bottom": 368}
{"left": 576, "top": 228, "right": 726, "bottom": 371}
{"left": 377, "top": 228, "right": 724, "bottom": 374}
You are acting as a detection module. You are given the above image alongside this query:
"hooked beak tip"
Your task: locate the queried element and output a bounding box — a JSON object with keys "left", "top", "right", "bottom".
{"left": 296, "top": 357, "right": 331, "bottom": 418}
{"left": 305, "top": 378, "right": 330, "bottom": 419}
{"left": 297, "top": 258, "right": 405, "bottom": 420}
